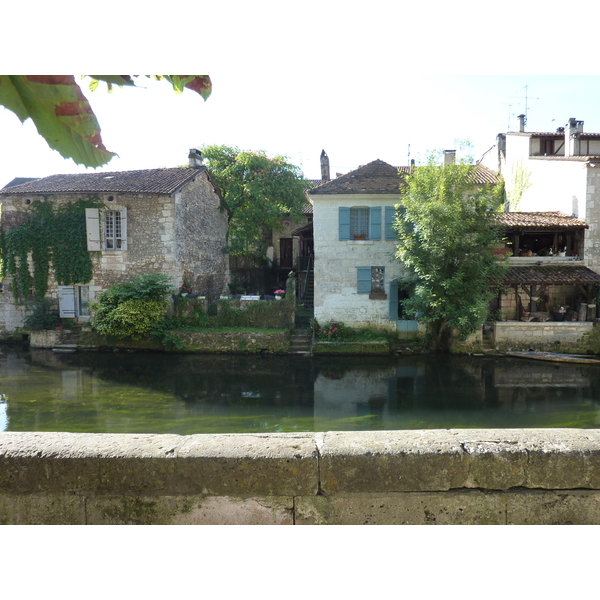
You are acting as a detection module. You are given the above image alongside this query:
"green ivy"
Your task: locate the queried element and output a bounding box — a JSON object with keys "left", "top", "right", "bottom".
{"left": 1, "top": 198, "right": 103, "bottom": 304}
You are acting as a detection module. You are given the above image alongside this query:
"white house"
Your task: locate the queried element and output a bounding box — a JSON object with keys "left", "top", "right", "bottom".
{"left": 480, "top": 115, "right": 600, "bottom": 273}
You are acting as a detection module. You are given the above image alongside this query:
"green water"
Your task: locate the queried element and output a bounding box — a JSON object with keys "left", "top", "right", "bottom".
{"left": 1, "top": 346, "right": 600, "bottom": 433}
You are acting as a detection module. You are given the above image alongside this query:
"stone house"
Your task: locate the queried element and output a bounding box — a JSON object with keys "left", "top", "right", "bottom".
{"left": 0, "top": 150, "right": 230, "bottom": 332}
{"left": 307, "top": 159, "right": 411, "bottom": 331}
{"left": 307, "top": 157, "right": 501, "bottom": 333}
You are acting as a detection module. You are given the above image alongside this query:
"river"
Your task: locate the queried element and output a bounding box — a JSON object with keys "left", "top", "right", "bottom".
{"left": 1, "top": 345, "right": 600, "bottom": 433}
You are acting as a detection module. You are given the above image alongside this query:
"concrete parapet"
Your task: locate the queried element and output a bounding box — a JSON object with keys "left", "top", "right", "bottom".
{"left": 2, "top": 429, "right": 600, "bottom": 524}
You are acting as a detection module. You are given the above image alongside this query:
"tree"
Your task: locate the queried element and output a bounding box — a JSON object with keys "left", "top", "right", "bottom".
{"left": 0, "top": 75, "right": 211, "bottom": 168}
{"left": 395, "top": 155, "right": 507, "bottom": 351}
{"left": 201, "top": 145, "right": 309, "bottom": 257}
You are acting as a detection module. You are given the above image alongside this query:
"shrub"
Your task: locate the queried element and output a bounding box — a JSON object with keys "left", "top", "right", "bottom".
{"left": 91, "top": 273, "right": 172, "bottom": 339}
{"left": 22, "top": 297, "right": 60, "bottom": 331}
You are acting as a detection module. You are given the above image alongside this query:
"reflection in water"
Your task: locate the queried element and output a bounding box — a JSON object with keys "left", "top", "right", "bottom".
{"left": 1, "top": 346, "right": 600, "bottom": 434}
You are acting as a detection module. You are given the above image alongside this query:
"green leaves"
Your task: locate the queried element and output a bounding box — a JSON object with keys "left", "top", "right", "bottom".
{"left": 0, "top": 75, "right": 212, "bottom": 168}
{"left": 201, "top": 145, "right": 308, "bottom": 257}
{"left": 2, "top": 199, "right": 103, "bottom": 304}
{"left": 395, "top": 159, "right": 507, "bottom": 349}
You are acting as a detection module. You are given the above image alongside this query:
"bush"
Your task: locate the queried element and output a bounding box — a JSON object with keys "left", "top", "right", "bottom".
{"left": 22, "top": 297, "right": 59, "bottom": 331}
{"left": 91, "top": 273, "right": 172, "bottom": 339}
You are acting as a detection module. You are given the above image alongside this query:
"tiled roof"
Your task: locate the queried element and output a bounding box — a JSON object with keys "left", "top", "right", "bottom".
{"left": 496, "top": 212, "right": 587, "bottom": 229}
{"left": 504, "top": 265, "right": 600, "bottom": 285}
{"left": 308, "top": 160, "right": 499, "bottom": 195}
{"left": 302, "top": 201, "right": 313, "bottom": 215}
{"left": 1, "top": 167, "right": 206, "bottom": 195}
{"left": 309, "top": 160, "right": 407, "bottom": 195}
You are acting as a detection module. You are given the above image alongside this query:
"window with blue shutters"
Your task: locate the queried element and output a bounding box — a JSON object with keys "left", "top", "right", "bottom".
{"left": 357, "top": 266, "right": 384, "bottom": 293}
{"left": 339, "top": 206, "right": 385, "bottom": 240}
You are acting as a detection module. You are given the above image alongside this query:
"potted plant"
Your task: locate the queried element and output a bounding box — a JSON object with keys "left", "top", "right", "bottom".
{"left": 353, "top": 232, "right": 367, "bottom": 240}
{"left": 274, "top": 289, "right": 286, "bottom": 300}
{"left": 369, "top": 286, "right": 387, "bottom": 300}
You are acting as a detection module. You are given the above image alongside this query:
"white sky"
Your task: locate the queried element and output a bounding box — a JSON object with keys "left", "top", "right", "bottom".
{"left": 3, "top": 1, "right": 600, "bottom": 190}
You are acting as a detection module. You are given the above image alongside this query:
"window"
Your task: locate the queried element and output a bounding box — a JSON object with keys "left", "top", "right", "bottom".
{"left": 350, "top": 208, "right": 370, "bottom": 239}
{"left": 357, "top": 266, "right": 384, "bottom": 293}
{"left": 78, "top": 286, "right": 90, "bottom": 317}
{"left": 58, "top": 285, "right": 91, "bottom": 318}
{"left": 339, "top": 207, "right": 382, "bottom": 240}
{"left": 105, "top": 210, "right": 122, "bottom": 250}
{"left": 85, "top": 208, "right": 128, "bottom": 251}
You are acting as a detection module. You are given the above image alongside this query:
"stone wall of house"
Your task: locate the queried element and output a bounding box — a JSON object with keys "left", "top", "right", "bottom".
{"left": 494, "top": 321, "right": 593, "bottom": 346}
{"left": 175, "top": 171, "right": 230, "bottom": 302}
{"left": 3, "top": 429, "right": 600, "bottom": 524}
{"left": 0, "top": 173, "right": 229, "bottom": 331}
{"left": 312, "top": 194, "right": 403, "bottom": 330}
{"left": 584, "top": 166, "right": 600, "bottom": 274}
{"left": 269, "top": 215, "right": 309, "bottom": 268}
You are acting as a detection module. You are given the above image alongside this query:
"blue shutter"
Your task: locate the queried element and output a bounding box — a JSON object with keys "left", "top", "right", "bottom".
{"left": 357, "top": 267, "right": 371, "bottom": 294}
{"left": 370, "top": 207, "right": 381, "bottom": 240}
{"left": 388, "top": 281, "right": 398, "bottom": 320}
{"left": 385, "top": 206, "right": 396, "bottom": 240}
{"left": 339, "top": 207, "right": 351, "bottom": 240}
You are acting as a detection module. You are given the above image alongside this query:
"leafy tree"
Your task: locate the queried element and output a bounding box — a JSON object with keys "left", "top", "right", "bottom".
{"left": 0, "top": 75, "right": 211, "bottom": 168}
{"left": 201, "top": 145, "right": 309, "bottom": 257}
{"left": 395, "top": 154, "right": 507, "bottom": 351}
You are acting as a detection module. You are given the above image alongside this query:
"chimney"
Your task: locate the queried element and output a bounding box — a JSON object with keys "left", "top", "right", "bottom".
{"left": 517, "top": 114, "right": 526, "bottom": 132}
{"left": 443, "top": 150, "right": 456, "bottom": 165}
{"left": 320, "top": 149, "right": 330, "bottom": 183}
{"left": 188, "top": 148, "right": 203, "bottom": 168}
{"left": 565, "top": 118, "right": 584, "bottom": 157}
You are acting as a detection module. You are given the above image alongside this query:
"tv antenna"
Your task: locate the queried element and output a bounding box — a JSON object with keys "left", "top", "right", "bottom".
{"left": 510, "top": 84, "right": 540, "bottom": 127}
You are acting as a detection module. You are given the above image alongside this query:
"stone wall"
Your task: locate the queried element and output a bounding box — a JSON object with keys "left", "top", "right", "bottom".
{"left": 2, "top": 429, "right": 600, "bottom": 524}
{"left": 494, "top": 321, "right": 593, "bottom": 348}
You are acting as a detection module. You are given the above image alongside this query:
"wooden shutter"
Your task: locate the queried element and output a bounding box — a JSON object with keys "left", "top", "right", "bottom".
{"left": 385, "top": 206, "right": 396, "bottom": 240}
{"left": 339, "top": 207, "right": 350, "bottom": 240}
{"left": 357, "top": 267, "right": 371, "bottom": 294}
{"left": 388, "top": 281, "right": 399, "bottom": 320}
{"left": 120, "top": 207, "right": 128, "bottom": 250}
{"left": 370, "top": 207, "right": 381, "bottom": 240}
{"left": 58, "top": 286, "right": 76, "bottom": 318}
{"left": 85, "top": 208, "right": 101, "bottom": 251}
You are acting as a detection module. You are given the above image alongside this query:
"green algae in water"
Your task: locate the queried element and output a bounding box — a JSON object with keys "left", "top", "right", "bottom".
{"left": 1, "top": 348, "right": 600, "bottom": 433}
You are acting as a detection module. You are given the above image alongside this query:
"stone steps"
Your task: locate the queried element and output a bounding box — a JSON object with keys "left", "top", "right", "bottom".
{"left": 289, "top": 329, "right": 312, "bottom": 354}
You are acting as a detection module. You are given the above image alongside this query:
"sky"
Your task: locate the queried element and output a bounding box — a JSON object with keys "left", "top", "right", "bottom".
{"left": 4, "top": 74, "right": 600, "bottom": 189}
{"left": 3, "top": 1, "right": 600, "bottom": 190}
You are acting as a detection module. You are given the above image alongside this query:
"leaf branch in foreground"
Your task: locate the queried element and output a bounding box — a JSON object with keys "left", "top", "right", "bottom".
{"left": 0, "top": 75, "right": 212, "bottom": 168}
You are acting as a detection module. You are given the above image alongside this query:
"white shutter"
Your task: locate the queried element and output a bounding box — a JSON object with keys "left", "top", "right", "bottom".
{"left": 85, "top": 208, "right": 101, "bottom": 251}
{"left": 58, "top": 286, "right": 76, "bottom": 318}
{"left": 120, "top": 207, "right": 128, "bottom": 250}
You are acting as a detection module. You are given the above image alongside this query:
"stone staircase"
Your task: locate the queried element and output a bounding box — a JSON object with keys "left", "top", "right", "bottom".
{"left": 301, "top": 269, "right": 314, "bottom": 311}
{"left": 289, "top": 329, "right": 312, "bottom": 354}
{"left": 482, "top": 323, "right": 495, "bottom": 351}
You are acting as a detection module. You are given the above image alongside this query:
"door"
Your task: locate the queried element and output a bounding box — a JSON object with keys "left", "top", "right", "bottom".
{"left": 279, "top": 238, "right": 293, "bottom": 269}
